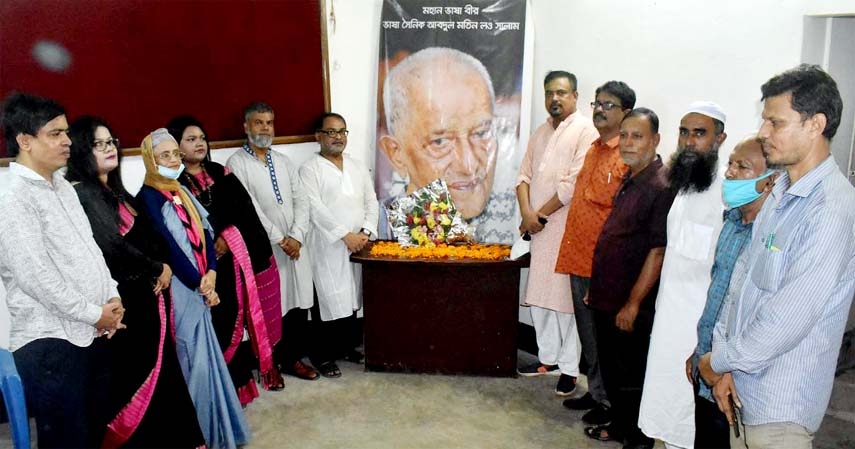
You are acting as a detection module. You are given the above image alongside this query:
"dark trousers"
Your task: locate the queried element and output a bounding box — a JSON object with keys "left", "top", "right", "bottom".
{"left": 570, "top": 274, "right": 608, "bottom": 404}
{"left": 274, "top": 307, "right": 310, "bottom": 368}
{"left": 694, "top": 381, "right": 731, "bottom": 449}
{"left": 593, "top": 308, "right": 654, "bottom": 446}
{"left": 309, "top": 291, "right": 360, "bottom": 365}
{"left": 13, "top": 337, "right": 108, "bottom": 449}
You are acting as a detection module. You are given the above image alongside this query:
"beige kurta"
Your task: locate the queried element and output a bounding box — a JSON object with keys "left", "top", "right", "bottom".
{"left": 516, "top": 111, "right": 598, "bottom": 313}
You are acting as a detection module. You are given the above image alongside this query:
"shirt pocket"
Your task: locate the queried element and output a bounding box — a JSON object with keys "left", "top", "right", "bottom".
{"left": 751, "top": 247, "right": 786, "bottom": 292}
{"left": 673, "top": 221, "right": 715, "bottom": 261}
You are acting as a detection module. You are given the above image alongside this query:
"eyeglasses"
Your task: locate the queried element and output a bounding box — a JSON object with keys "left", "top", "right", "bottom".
{"left": 93, "top": 138, "right": 120, "bottom": 153}
{"left": 590, "top": 101, "right": 622, "bottom": 111}
{"left": 155, "top": 150, "right": 182, "bottom": 162}
{"left": 317, "top": 128, "right": 349, "bottom": 137}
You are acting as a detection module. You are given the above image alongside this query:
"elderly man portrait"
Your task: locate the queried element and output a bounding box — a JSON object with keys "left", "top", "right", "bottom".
{"left": 379, "top": 46, "right": 517, "bottom": 243}
{"left": 515, "top": 70, "right": 598, "bottom": 398}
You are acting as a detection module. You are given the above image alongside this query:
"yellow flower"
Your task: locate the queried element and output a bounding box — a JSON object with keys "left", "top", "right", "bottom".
{"left": 426, "top": 216, "right": 436, "bottom": 228}
{"left": 440, "top": 214, "right": 451, "bottom": 226}
{"left": 412, "top": 215, "right": 421, "bottom": 225}
{"left": 429, "top": 202, "right": 438, "bottom": 212}
{"left": 439, "top": 202, "right": 449, "bottom": 211}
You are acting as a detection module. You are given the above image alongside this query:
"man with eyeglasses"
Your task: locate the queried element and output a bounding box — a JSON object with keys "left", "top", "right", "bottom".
{"left": 639, "top": 101, "right": 729, "bottom": 449}
{"left": 226, "top": 101, "right": 320, "bottom": 382}
{"left": 0, "top": 93, "right": 125, "bottom": 447}
{"left": 299, "top": 112, "right": 379, "bottom": 379}
{"left": 515, "top": 71, "right": 598, "bottom": 400}
{"left": 554, "top": 80, "right": 636, "bottom": 426}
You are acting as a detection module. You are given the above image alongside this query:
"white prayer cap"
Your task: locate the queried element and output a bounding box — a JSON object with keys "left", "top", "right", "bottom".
{"left": 150, "top": 127, "right": 177, "bottom": 147}
{"left": 685, "top": 101, "right": 726, "bottom": 124}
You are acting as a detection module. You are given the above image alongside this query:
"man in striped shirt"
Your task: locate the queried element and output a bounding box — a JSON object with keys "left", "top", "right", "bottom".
{"left": 700, "top": 64, "right": 855, "bottom": 449}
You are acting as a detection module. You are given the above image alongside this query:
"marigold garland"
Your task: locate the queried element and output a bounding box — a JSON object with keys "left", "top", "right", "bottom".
{"left": 369, "top": 241, "right": 510, "bottom": 261}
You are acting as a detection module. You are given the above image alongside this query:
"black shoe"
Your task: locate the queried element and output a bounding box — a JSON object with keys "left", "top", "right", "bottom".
{"left": 582, "top": 403, "right": 611, "bottom": 425}
{"left": 555, "top": 374, "right": 577, "bottom": 396}
{"left": 563, "top": 392, "right": 597, "bottom": 410}
{"left": 343, "top": 349, "right": 364, "bottom": 364}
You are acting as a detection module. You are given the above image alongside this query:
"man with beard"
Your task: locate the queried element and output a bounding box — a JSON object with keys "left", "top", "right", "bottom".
{"left": 515, "top": 71, "right": 598, "bottom": 397}
{"left": 555, "top": 80, "right": 636, "bottom": 425}
{"left": 300, "top": 112, "right": 379, "bottom": 379}
{"left": 639, "top": 101, "right": 728, "bottom": 449}
{"left": 227, "top": 102, "right": 320, "bottom": 382}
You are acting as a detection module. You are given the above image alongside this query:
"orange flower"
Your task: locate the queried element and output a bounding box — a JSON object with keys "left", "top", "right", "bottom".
{"left": 369, "top": 241, "right": 510, "bottom": 261}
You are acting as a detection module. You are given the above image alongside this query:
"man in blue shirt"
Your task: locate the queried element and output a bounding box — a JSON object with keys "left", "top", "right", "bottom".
{"left": 699, "top": 65, "right": 855, "bottom": 449}
{"left": 687, "top": 136, "right": 775, "bottom": 448}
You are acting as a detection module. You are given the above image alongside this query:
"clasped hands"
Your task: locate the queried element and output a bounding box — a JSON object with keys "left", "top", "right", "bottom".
{"left": 342, "top": 232, "right": 368, "bottom": 253}
{"left": 278, "top": 237, "right": 302, "bottom": 260}
{"left": 95, "top": 296, "right": 126, "bottom": 339}
{"left": 519, "top": 210, "right": 547, "bottom": 236}
{"left": 686, "top": 352, "right": 742, "bottom": 427}
{"left": 199, "top": 270, "right": 219, "bottom": 307}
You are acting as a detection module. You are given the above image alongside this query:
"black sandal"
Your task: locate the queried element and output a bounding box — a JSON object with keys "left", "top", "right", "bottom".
{"left": 318, "top": 361, "right": 342, "bottom": 378}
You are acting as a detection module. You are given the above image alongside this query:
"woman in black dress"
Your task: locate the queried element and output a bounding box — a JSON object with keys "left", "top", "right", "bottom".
{"left": 67, "top": 116, "right": 206, "bottom": 449}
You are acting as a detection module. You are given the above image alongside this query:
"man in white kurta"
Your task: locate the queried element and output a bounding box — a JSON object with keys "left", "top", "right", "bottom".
{"left": 516, "top": 71, "right": 598, "bottom": 396}
{"left": 639, "top": 102, "right": 729, "bottom": 449}
{"left": 226, "top": 102, "right": 319, "bottom": 380}
{"left": 300, "top": 112, "right": 379, "bottom": 378}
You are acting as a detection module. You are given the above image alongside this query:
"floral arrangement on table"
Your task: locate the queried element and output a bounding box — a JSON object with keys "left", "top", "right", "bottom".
{"left": 385, "top": 178, "right": 472, "bottom": 247}
{"left": 378, "top": 178, "right": 510, "bottom": 261}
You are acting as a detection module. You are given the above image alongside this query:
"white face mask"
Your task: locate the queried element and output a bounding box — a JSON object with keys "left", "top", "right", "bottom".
{"left": 157, "top": 163, "right": 185, "bottom": 180}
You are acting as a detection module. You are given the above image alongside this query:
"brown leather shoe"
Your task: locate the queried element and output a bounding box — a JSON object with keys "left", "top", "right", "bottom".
{"left": 285, "top": 360, "right": 320, "bottom": 381}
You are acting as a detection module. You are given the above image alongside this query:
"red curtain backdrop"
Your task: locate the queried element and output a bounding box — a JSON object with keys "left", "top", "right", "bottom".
{"left": 0, "top": 0, "right": 325, "bottom": 156}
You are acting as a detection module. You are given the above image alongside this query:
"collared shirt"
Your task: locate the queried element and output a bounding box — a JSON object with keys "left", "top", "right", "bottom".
{"left": 555, "top": 135, "right": 628, "bottom": 277}
{"left": 693, "top": 207, "right": 752, "bottom": 401}
{"left": 0, "top": 163, "right": 118, "bottom": 350}
{"left": 711, "top": 157, "right": 855, "bottom": 432}
{"left": 589, "top": 156, "right": 675, "bottom": 312}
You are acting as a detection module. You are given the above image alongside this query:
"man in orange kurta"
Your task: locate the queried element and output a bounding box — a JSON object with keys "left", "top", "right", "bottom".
{"left": 516, "top": 71, "right": 598, "bottom": 396}
{"left": 554, "top": 81, "right": 636, "bottom": 424}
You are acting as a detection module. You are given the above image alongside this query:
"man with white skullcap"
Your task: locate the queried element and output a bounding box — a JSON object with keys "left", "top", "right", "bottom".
{"left": 638, "top": 101, "right": 729, "bottom": 449}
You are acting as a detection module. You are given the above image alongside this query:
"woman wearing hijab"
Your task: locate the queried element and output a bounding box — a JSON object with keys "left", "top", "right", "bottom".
{"left": 167, "top": 115, "right": 285, "bottom": 401}
{"left": 66, "top": 117, "right": 206, "bottom": 448}
{"left": 136, "top": 128, "right": 250, "bottom": 449}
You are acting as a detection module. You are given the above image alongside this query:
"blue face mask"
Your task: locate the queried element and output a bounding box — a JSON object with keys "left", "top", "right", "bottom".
{"left": 722, "top": 171, "right": 775, "bottom": 208}
{"left": 157, "top": 163, "right": 185, "bottom": 180}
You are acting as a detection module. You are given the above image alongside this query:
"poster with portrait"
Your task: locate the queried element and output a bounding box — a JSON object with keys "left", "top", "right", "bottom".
{"left": 375, "top": 0, "right": 527, "bottom": 244}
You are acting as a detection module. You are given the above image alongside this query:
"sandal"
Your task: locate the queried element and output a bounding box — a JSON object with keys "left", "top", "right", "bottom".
{"left": 584, "top": 424, "right": 620, "bottom": 442}
{"left": 318, "top": 361, "right": 342, "bottom": 378}
{"left": 262, "top": 369, "right": 285, "bottom": 391}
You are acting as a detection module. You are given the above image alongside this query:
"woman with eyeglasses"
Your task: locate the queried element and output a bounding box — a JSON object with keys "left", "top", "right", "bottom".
{"left": 167, "top": 115, "right": 286, "bottom": 400}
{"left": 66, "top": 117, "right": 206, "bottom": 448}
{"left": 136, "top": 128, "right": 250, "bottom": 449}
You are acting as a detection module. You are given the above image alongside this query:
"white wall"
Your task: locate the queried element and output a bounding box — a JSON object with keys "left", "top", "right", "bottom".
{"left": 4, "top": 0, "right": 855, "bottom": 347}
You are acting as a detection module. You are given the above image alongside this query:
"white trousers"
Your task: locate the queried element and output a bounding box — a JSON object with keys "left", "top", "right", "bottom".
{"left": 531, "top": 306, "right": 581, "bottom": 376}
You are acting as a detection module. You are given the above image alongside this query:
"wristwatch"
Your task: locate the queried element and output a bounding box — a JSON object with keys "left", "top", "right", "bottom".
{"left": 360, "top": 228, "right": 371, "bottom": 236}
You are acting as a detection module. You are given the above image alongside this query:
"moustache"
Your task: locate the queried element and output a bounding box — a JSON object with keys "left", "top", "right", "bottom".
{"left": 594, "top": 113, "right": 606, "bottom": 121}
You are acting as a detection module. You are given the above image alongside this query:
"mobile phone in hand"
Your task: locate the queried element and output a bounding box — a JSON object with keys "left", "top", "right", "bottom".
{"left": 731, "top": 398, "right": 741, "bottom": 439}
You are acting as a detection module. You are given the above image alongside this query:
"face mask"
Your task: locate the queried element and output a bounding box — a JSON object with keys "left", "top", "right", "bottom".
{"left": 722, "top": 171, "right": 774, "bottom": 208}
{"left": 157, "top": 163, "right": 185, "bottom": 180}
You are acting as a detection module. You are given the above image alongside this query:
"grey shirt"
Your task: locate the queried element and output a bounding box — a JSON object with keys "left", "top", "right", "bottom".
{"left": 0, "top": 163, "right": 118, "bottom": 350}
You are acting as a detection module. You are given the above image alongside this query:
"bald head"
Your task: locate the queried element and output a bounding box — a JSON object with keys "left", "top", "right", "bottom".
{"left": 731, "top": 136, "right": 767, "bottom": 175}
{"left": 383, "top": 47, "right": 495, "bottom": 135}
